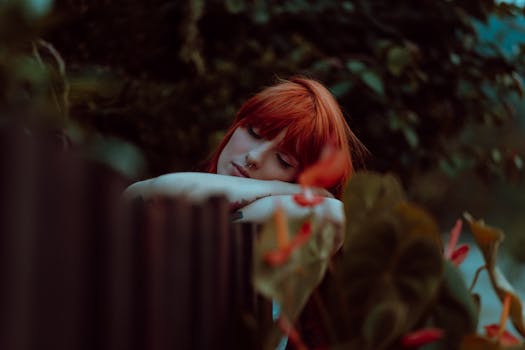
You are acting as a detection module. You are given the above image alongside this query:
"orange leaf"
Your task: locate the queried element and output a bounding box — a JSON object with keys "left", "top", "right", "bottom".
{"left": 290, "top": 221, "right": 312, "bottom": 247}
{"left": 277, "top": 315, "right": 308, "bottom": 350}
{"left": 401, "top": 328, "right": 444, "bottom": 348}
{"left": 264, "top": 247, "right": 292, "bottom": 266}
{"left": 298, "top": 144, "right": 349, "bottom": 189}
{"left": 275, "top": 204, "right": 290, "bottom": 249}
{"left": 263, "top": 221, "right": 313, "bottom": 267}
{"left": 499, "top": 294, "right": 513, "bottom": 340}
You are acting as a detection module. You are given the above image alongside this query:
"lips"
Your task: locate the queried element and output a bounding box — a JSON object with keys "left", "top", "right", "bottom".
{"left": 232, "top": 162, "right": 250, "bottom": 178}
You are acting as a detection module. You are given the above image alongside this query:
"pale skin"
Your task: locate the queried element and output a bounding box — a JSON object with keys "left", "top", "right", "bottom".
{"left": 123, "top": 126, "right": 344, "bottom": 227}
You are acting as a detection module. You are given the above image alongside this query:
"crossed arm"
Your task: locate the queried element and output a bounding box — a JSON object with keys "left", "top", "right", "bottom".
{"left": 123, "top": 172, "right": 344, "bottom": 225}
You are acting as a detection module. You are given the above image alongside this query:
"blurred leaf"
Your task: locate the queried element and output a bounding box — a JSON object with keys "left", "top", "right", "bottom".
{"left": 465, "top": 214, "right": 525, "bottom": 338}
{"left": 346, "top": 59, "right": 366, "bottom": 73}
{"left": 387, "top": 46, "right": 412, "bottom": 76}
{"left": 225, "top": 0, "right": 245, "bottom": 14}
{"left": 253, "top": 214, "right": 339, "bottom": 347}
{"left": 343, "top": 172, "right": 406, "bottom": 243}
{"left": 401, "top": 328, "right": 444, "bottom": 348}
{"left": 330, "top": 80, "right": 353, "bottom": 98}
{"left": 363, "top": 301, "right": 406, "bottom": 349}
{"left": 450, "top": 53, "right": 461, "bottom": 65}
{"left": 342, "top": 1, "right": 354, "bottom": 12}
{"left": 23, "top": 0, "right": 53, "bottom": 18}
{"left": 459, "top": 335, "right": 502, "bottom": 350}
{"left": 332, "top": 173, "right": 444, "bottom": 347}
{"left": 361, "top": 70, "right": 385, "bottom": 96}
{"left": 404, "top": 127, "right": 419, "bottom": 149}
{"left": 432, "top": 261, "right": 479, "bottom": 348}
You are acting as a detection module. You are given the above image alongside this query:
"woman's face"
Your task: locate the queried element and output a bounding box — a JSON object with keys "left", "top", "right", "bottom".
{"left": 216, "top": 126, "right": 299, "bottom": 182}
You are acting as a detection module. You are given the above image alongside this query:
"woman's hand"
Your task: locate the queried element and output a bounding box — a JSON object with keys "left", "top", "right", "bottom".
{"left": 234, "top": 195, "right": 345, "bottom": 250}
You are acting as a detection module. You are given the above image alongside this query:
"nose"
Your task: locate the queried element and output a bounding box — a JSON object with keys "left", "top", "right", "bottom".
{"left": 245, "top": 142, "right": 272, "bottom": 169}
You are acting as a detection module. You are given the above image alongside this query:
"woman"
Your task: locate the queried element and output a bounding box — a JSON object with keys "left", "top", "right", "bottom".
{"left": 124, "top": 76, "right": 366, "bottom": 224}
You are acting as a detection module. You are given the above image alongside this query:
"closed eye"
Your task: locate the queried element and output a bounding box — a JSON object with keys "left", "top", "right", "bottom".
{"left": 247, "top": 126, "right": 262, "bottom": 139}
{"left": 277, "top": 153, "right": 294, "bottom": 169}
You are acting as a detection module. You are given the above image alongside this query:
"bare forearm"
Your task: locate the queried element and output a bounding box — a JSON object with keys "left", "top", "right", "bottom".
{"left": 123, "top": 172, "right": 303, "bottom": 204}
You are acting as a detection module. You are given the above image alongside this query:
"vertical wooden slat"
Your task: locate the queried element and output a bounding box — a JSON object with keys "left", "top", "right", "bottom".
{"left": 31, "top": 150, "right": 88, "bottom": 350}
{"left": 129, "top": 196, "right": 149, "bottom": 350}
{"left": 1, "top": 130, "right": 37, "bottom": 350}
{"left": 107, "top": 194, "right": 134, "bottom": 350}
{"left": 165, "top": 197, "right": 193, "bottom": 350}
{"left": 146, "top": 196, "right": 167, "bottom": 350}
{"left": 208, "top": 195, "right": 230, "bottom": 347}
{"left": 192, "top": 200, "right": 214, "bottom": 350}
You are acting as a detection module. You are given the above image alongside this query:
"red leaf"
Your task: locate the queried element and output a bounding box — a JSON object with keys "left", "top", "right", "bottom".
{"left": 445, "top": 219, "right": 462, "bottom": 259}
{"left": 293, "top": 193, "right": 325, "bottom": 207}
{"left": 401, "top": 328, "right": 444, "bottom": 348}
{"left": 264, "top": 247, "right": 292, "bottom": 266}
{"left": 291, "top": 221, "right": 312, "bottom": 247}
{"left": 484, "top": 324, "right": 521, "bottom": 346}
{"left": 298, "top": 144, "right": 349, "bottom": 189}
{"left": 450, "top": 244, "right": 470, "bottom": 266}
{"left": 277, "top": 316, "right": 308, "bottom": 350}
{"left": 263, "top": 222, "right": 313, "bottom": 267}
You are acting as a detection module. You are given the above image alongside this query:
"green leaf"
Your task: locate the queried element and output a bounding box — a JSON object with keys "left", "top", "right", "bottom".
{"left": 363, "top": 301, "right": 407, "bottom": 350}
{"left": 432, "top": 261, "right": 479, "bottom": 349}
{"left": 450, "top": 53, "right": 461, "bottom": 65}
{"left": 387, "top": 46, "right": 412, "bottom": 76}
{"left": 342, "top": 1, "right": 355, "bottom": 12}
{"left": 21, "top": 0, "right": 53, "bottom": 18}
{"left": 403, "top": 127, "right": 419, "bottom": 149}
{"left": 336, "top": 173, "right": 444, "bottom": 347}
{"left": 341, "top": 210, "right": 443, "bottom": 345}
{"left": 361, "top": 70, "right": 385, "bottom": 96}
{"left": 330, "top": 81, "right": 353, "bottom": 98}
{"left": 346, "top": 60, "right": 366, "bottom": 73}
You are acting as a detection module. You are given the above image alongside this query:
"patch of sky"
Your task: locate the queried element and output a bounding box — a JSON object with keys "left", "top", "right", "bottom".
{"left": 496, "top": 0, "right": 525, "bottom": 6}
{"left": 474, "top": 11, "right": 525, "bottom": 58}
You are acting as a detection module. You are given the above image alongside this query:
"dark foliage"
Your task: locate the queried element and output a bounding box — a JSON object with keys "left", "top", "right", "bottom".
{"left": 3, "top": 0, "right": 525, "bottom": 186}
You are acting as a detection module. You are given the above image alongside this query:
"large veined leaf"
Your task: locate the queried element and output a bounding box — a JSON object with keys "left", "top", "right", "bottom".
{"left": 290, "top": 172, "right": 443, "bottom": 349}
{"left": 465, "top": 214, "right": 525, "bottom": 338}
{"left": 340, "top": 205, "right": 444, "bottom": 349}
{"left": 431, "top": 261, "right": 479, "bottom": 349}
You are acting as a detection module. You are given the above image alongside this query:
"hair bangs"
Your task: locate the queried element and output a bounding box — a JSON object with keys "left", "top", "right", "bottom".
{"left": 207, "top": 76, "right": 367, "bottom": 197}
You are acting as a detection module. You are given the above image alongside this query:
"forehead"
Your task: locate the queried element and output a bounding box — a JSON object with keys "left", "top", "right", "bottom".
{"left": 239, "top": 114, "right": 324, "bottom": 166}
{"left": 249, "top": 121, "right": 301, "bottom": 156}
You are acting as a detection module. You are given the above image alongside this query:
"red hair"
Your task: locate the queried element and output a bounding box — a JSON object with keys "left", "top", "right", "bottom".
{"left": 207, "top": 77, "right": 365, "bottom": 198}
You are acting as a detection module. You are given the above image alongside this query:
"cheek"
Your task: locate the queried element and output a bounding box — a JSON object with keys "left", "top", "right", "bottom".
{"left": 263, "top": 164, "right": 298, "bottom": 182}
{"left": 217, "top": 130, "right": 249, "bottom": 166}
{"left": 225, "top": 132, "right": 252, "bottom": 156}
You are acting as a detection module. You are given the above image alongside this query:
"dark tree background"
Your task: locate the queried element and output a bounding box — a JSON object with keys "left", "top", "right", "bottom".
{"left": 2, "top": 0, "right": 525, "bottom": 213}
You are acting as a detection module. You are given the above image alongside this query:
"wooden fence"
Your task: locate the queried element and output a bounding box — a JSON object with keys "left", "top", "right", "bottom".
{"left": 0, "top": 128, "right": 272, "bottom": 350}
